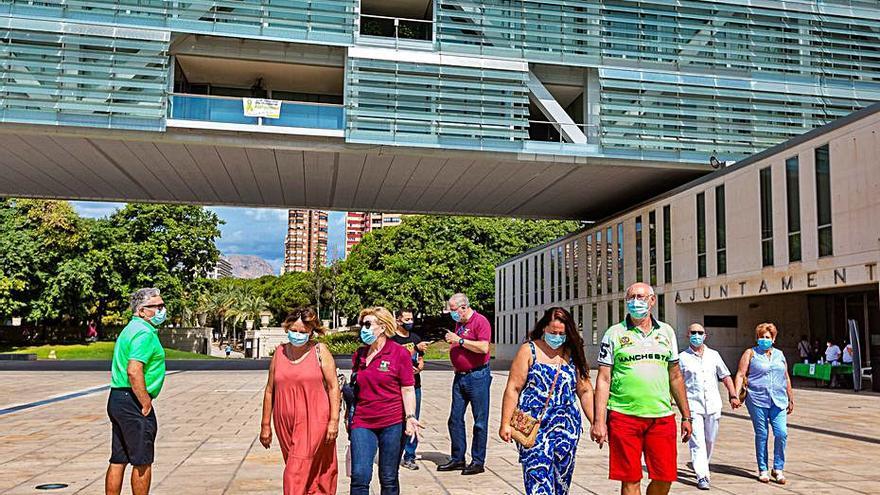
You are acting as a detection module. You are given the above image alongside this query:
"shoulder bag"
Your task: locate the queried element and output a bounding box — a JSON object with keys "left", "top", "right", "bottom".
{"left": 509, "top": 362, "right": 561, "bottom": 449}
{"left": 739, "top": 348, "right": 755, "bottom": 402}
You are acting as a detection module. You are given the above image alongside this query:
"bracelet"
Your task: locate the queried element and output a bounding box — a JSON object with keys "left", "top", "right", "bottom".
{"left": 681, "top": 417, "right": 693, "bottom": 422}
{"left": 405, "top": 414, "right": 416, "bottom": 420}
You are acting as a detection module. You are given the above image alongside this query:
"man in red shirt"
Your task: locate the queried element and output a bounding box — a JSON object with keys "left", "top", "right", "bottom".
{"left": 437, "top": 293, "right": 492, "bottom": 475}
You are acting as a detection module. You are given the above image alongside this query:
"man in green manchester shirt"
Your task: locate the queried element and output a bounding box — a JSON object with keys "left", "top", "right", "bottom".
{"left": 590, "top": 283, "right": 692, "bottom": 495}
{"left": 105, "top": 288, "right": 167, "bottom": 495}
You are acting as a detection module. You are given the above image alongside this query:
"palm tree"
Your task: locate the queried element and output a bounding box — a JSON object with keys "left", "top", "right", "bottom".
{"left": 207, "top": 289, "right": 236, "bottom": 342}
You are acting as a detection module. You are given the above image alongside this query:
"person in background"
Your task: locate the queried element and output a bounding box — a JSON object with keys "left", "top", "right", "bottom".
{"left": 87, "top": 319, "right": 98, "bottom": 342}
{"left": 259, "top": 308, "right": 339, "bottom": 495}
{"left": 225, "top": 344, "right": 232, "bottom": 359}
{"left": 105, "top": 288, "right": 168, "bottom": 495}
{"left": 842, "top": 342, "right": 854, "bottom": 365}
{"left": 590, "top": 283, "right": 692, "bottom": 495}
{"left": 500, "top": 307, "right": 594, "bottom": 495}
{"left": 349, "top": 307, "right": 422, "bottom": 495}
{"left": 678, "top": 324, "right": 740, "bottom": 490}
{"left": 734, "top": 323, "right": 794, "bottom": 485}
{"left": 797, "top": 335, "right": 810, "bottom": 364}
{"left": 439, "top": 293, "right": 493, "bottom": 476}
{"left": 391, "top": 308, "right": 425, "bottom": 470}
{"left": 825, "top": 340, "right": 842, "bottom": 365}
{"left": 811, "top": 340, "right": 821, "bottom": 363}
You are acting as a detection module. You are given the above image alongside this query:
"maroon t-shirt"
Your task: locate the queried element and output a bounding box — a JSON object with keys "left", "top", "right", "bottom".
{"left": 350, "top": 340, "right": 415, "bottom": 430}
{"left": 449, "top": 311, "right": 492, "bottom": 372}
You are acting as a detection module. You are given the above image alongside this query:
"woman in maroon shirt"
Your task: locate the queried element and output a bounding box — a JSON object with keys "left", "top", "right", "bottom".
{"left": 349, "top": 307, "right": 421, "bottom": 495}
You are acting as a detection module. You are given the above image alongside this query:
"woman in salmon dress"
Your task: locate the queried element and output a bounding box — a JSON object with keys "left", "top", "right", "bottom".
{"left": 260, "top": 307, "right": 340, "bottom": 494}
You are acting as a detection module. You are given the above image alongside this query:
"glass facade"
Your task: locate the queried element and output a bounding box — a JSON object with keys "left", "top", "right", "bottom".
{"left": 635, "top": 216, "right": 643, "bottom": 282}
{"left": 696, "top": 192, "right": 707, "bottom": 278}
{"left": 715, "top": 185, "right": 726, "bottom": 275}
{"left": 786, "top": 156, "right": 802, "bottom": 263}
{"left": 663, "top": 205, "right": 672, "bottom": 284}
{"left": 648, "top": 210, "right": 657, "bottom": 286}
{"left": 816, "top": 145, "right": 833, "bottom": 257}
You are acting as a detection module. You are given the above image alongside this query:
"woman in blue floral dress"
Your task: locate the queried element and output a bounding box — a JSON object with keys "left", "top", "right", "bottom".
{"left": 500, "top": 307, "right": 595, "bottom": 495}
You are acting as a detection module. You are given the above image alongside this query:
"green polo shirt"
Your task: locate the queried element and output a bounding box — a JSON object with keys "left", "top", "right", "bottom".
{"left": 597, "top": 316, "right": 679, "bottom": 418}
{"left": 111, "top": 317, "right": 166, "bottom": 398}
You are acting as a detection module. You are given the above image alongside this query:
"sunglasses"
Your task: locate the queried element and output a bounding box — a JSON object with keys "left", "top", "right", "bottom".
{"left": 142, "top": 304, "right": 166, "bottom": 310}
{"left": 361, "top": 320, "right": 380, "bottom": 329}
{"left": 289, "top": 309, "right": 315, "bottom": 320}
{"left": 690, "top": 331, "right": 705, "bottom": 335}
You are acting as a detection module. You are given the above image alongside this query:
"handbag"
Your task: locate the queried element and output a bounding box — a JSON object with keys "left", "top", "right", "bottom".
{"left": 739, "top": 348, "right": 754, "bottom": 402}
{"left": 509, "top": 364, "right": 561, "bottom": 449}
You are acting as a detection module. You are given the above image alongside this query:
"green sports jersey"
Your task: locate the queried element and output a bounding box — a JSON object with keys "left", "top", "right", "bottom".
{"left": 597, "top": 316, "right": 678, "bottom": 418}
{"left": 111, "top": 317, "right": 166, "bottom": 398}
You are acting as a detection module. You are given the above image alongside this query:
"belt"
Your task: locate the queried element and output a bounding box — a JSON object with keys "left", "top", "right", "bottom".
{"left": 455, "top": 364, "right": 488, "bottom": 376}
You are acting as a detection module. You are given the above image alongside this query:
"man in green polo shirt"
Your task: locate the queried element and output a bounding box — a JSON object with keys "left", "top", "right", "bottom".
{"left": 590, "top": 283, "right": 692, "bottom": 495}
{"left": 105, "top": 288, "right": 167, "bottom": 495}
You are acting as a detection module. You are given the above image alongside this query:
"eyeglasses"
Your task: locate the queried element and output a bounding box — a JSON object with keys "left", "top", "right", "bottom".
{"left": 142, "top": 304, "right": 166, "bottom": 310}
{"left": 690, "top": 331, "right": 705, "bottom": 335}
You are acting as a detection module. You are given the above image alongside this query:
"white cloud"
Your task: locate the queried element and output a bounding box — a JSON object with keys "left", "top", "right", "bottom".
{"left": 71, "top": 201, "right": 126, "bottom": 218}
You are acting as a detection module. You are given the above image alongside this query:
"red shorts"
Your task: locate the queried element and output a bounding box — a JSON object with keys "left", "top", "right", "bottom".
{"left": 608, "top": 410, "right": 677, "bottom": 482}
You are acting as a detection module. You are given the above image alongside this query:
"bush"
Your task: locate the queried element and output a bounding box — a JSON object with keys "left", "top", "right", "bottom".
{"left": 318, "top": 330, "right": 361, "bottom": 356}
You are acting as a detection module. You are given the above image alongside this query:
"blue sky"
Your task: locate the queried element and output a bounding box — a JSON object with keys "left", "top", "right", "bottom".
{"left": 71, "top": 202, "right": 346, "bottom": 273}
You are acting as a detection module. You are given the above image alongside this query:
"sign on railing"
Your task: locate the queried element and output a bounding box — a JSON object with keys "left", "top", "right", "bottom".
{"left": 243, "top": 98, "right": 282, "bottom": 119}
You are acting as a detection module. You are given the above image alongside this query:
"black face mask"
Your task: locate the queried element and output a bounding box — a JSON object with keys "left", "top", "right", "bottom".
{"left": 402, "top": 323, "right": 414, "bottom": 331}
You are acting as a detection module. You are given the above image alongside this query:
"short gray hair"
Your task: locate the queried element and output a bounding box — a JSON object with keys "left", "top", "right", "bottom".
{"left": 449, "top": 293, "right": 469, "bottom": 308}
{"left": 130, "top": 288, "right": 161, "bottom": 312}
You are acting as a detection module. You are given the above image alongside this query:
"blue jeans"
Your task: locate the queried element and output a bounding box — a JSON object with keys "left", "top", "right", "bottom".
{"left": 350, "top": 423, "right": 404, "bottom": 495}
{"left": 746, "top": 401, "right": 788, "bottom": 472}
{"left": 448, "top": 365, "right": 492, "bottom": 465}
{"left": 402, "top": 388, "right": 422, "bottom": 462}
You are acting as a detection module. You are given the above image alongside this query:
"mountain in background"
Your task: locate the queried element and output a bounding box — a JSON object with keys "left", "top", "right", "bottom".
{"left": 225, "top": 254, "right": 275, "bottom": 279}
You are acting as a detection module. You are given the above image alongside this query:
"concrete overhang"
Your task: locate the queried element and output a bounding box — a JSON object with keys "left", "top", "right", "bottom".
{"left": 0, "top": 124, "right": 707, "bottom": 220}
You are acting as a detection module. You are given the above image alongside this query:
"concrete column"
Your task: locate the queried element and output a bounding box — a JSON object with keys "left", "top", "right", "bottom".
{"left": 585, "top": 68, "right": 601, "bottom": 144}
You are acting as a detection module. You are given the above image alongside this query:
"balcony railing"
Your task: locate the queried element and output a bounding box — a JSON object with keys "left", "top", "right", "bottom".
{"left": 359, "top": 14, "right": 433, "bottom": 44}
{"left": 168, "top": 94, "right": 344, "bottom": 131}
{"left": 528, "top": 121, "right": 599, "bottom": 143}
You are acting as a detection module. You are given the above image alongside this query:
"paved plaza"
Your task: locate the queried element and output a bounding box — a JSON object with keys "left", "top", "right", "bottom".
{"left": 1, "top": 367, "right": 878, "bottom": 495}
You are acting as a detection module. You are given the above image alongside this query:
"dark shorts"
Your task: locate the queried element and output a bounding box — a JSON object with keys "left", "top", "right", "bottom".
{"left": 107, "top": 388, "right": 157, "bottom": 466}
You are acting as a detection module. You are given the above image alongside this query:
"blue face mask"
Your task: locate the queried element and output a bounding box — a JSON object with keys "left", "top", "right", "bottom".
{"left": 626, "top": 299, "right": 650, "bottom": 320}
{"left": 689, "top": 334, "right": 705, "bottom": 347}
{"left": 757, "top": 338, "right": 773, "bottom": 351}
{"left": 149, "top": 308, "right": 167, "bottom": 326}
{"left": 360, "top": 326, "right": 378, "bottom": 345}
{"left": 288, "top": 331, "right": 309, "bottom": 347}
{"left": 544, "top": 333, "right": 567, "bottom": 350}
{"left": 450, "top": 311, "right": 461, "bottom": 323}
{"left": 402, "top": 323, "right": 414, "bottom": 331}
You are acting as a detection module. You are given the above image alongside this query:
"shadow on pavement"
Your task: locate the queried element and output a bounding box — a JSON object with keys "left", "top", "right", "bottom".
{"left": 711, "top": 463, "right": 758, "bottom": 480}
{"left": 418, "top": 451, "right": 451, "bottom": 468}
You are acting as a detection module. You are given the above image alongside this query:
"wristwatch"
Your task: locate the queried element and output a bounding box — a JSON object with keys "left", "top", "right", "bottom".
{"left": 681, "top": 417, "right": 694, "bottom": 422}
{"left": 405, "top": 414, "right": 416, "bottom": 421}
{"left": 458, "top": 338, "right": 465, "bottom": 347}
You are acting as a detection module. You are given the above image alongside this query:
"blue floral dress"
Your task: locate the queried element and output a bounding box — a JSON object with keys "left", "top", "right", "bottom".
{"left": 517, "top": 341, "right": 582, "bottom": 495}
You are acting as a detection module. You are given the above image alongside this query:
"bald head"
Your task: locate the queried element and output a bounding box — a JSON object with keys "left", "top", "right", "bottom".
{"left": 625, "top": 283, "right": 655, "bottom": 299}
{"left": 688, "top": 323, "right": 706, "bottom": 334}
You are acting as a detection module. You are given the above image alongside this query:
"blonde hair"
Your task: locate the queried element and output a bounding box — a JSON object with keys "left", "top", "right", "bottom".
{"left": 359, "top": 307, "right": 397, "bottom": 338}
{"left": 755, "top": 322, "right": 778, "bottom": 340}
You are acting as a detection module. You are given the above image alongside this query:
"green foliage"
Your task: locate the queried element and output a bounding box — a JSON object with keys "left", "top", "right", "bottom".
{"left": 316, "top": 330, "right": 360, "bottom": 355}
{"left": 335, "top": 216, "right": 578, "bottom": 317}
{"left": 0, "top": 341, "right": 215, "bottom": 360}
{"left": 0, "top": 199, "right": 222, "bottom": 329}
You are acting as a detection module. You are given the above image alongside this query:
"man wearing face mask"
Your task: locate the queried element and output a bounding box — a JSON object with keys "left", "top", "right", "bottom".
{"left": 678, "top": 324, "right": 739, "bottom": 490}
{"left": 391, "top": 309, "right": 425, "bottom": 470}
{"left": 439, "top": 293, "right": 492, "bottom": 475}
{"left": 105, "top": 288, "right": 168, "bottom": 495}
{"left": 590, "top": 283, "right": 692, "bottom": 495}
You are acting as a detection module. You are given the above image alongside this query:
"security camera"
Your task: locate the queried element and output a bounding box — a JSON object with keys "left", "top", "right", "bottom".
{"left": 709, "top": 156, "right": 722, "bottom": 169}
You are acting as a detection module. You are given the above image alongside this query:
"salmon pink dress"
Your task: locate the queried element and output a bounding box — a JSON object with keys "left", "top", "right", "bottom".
{"left": 272, "top": 343, "right": 338, "bottom": 494}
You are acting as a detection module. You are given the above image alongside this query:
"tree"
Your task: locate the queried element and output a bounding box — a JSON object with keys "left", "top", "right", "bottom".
{"left": 336, "top": 216, "right": 578, "bottom": 319}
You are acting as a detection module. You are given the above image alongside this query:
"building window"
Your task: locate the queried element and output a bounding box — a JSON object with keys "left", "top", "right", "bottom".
{"left": 585, "top": 234, "right": 593, "bottom": 297}
{"left": 785, "top": 156, "right": 801, "bottom": 263}
{"left": 618, "top": 299, "right": 624, "bottom": 325}
{"left": 606, "top": 227, "right": 613, "bottom": 293}
{"left": 657, "top": 293, "right": 666, "bottom": 321}
{"left": 533, "top": 256, "right": 539, "bottom": 306}
{"left": 595, "top": 230, "right": 603, "bottom": 294}
{"left": 635, "top": 216, "right": 643, "bottom": 282}
{"left": 715, "top": 185, "right": 726, "bottom": 275}
{"left": 573, "top": 240, "right": 580, "bottom": 299}
{"left": 557, "top": 246, "right": 564, "bottom": 301}
{"left": 540, "top": 253, "right": 545, "bottom": 305}
{"left": 663, "top": 205, "right": 672, "bottom": 283}
{"left": 520, "top": 260, "right": 525, "bottom": 308}
{"left": 648, "top": 210, "right": 657, "bottom": 286}
{"left": 760, "top": 167, "right": 774, "bottom": 266}
{"left": 512, "top": 263, "right": 517, "bottom": 310}
{"left": 549, "top": 250, "right": 555, "bottom": 303}
{"left": 591, "top": 303, "right": 598, "bottom": 344}
{"left": 564, "top": 244, "right": 571, "bottom": 300}
{"left": 607, "top": 301, "right": 614, "bottom": 329}
{"left": 815, "top": 145, "right": 833, "bottom": 257}
{"left": 617, "top": 223, "right": 624, "bottom": 292}
{"left": 696, "top": 192, "right": 707, "bottom": 277}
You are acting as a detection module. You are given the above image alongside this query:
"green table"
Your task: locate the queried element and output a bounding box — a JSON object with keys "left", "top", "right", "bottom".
{"left": 792, "top": 363, "right": 853, "bottom": 382}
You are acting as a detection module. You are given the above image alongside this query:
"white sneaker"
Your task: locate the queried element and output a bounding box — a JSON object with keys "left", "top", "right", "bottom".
{"left": 772, "top": 470, "right": 787, "bottom": 485}
{"left": 758, "top": 470, "right": 770, "bottom": 483}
